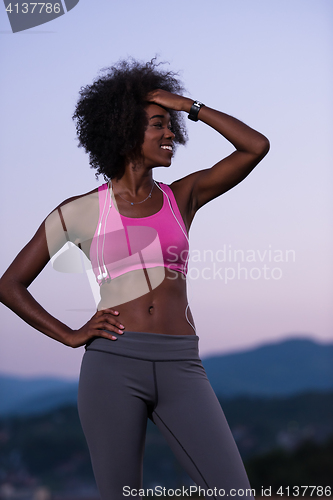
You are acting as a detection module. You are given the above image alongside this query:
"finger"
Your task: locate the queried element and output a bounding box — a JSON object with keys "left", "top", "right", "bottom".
{"left": 146, "top": 89, "right": 165, "bottom": 104}
{"left": 99, "top": 330, "right": 119, "bottom": 341}
{"left": 146, "top": 89, "right": 159, "bottom": 98}
{"left": 98, "top": 308, "right": 120, "bottom": 316}
{"left": 94, "top": 318, "right": 125, "bottom": 334}
{"left": 84, "top": 325, "right": 120, "bottom": 341}
{"left": 95, "top": 315, "right": 125, "bottom": 332}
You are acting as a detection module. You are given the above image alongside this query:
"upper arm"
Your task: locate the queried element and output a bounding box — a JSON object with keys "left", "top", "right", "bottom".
{"left": 191, "top": 147, "right": 269, "bottom": 212}
{"left": 1, "top": 206, "right": 71, "bottom": 289}
{"left": 172, "top": 143, "right": 269, "bottom": 225}
{"left": 0, "top": 194, "right": 87, "bottom": 289}
{"left": 1, "top": 189, "right": 100, "bottom": 288}
{"left": 1, "top": 222, "right": 54, "bottom": 289}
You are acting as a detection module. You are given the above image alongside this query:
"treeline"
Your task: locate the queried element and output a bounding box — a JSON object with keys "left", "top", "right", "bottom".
{"left": 0, "top": 392, "right": 332, "bottom": 494}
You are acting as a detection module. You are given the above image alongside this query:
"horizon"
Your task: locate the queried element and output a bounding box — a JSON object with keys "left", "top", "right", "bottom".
{"left": 1, "top": 334, "right": 331, "bottom": 381}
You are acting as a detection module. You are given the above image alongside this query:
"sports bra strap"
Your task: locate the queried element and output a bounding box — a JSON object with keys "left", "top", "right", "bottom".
{"left": 156, "top": 182, "right": 188, "bottom": 240}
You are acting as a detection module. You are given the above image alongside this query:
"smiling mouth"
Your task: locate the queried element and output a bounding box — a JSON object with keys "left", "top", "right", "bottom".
{"left": 160, "top": 145, "right": 173, "bottom": 151}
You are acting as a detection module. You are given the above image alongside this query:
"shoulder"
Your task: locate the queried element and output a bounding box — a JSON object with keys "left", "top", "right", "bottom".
{"left": 170, "top": 172, "right": 203, "bottom": 210}
{"left": 169, "top": 173, "right": 199, "bottom": 200}
{"left": 45, "top": 184, "right": 103, "bottom": 243}
{"left": 53, "top": 184, "right": 104, "bottom": 220}
{"left": 56, "top": 185, "right": 100, "bottom": 212}
{"left": 159, "top": 174, "right": 201, "bottom": 231}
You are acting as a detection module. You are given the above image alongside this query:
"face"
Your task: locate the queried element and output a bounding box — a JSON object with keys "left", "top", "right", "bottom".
{"left": 140, "top": 104, "right": 175, "bottom": 168}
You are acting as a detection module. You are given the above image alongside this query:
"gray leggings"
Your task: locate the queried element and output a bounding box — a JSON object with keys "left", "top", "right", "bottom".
{"left": 78, "top": 331, "right": 254, "bottom": 499}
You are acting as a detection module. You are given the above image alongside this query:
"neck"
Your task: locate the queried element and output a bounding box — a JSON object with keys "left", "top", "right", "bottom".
{"left": 112, "top": 164, "right": 154, "bottom": 198}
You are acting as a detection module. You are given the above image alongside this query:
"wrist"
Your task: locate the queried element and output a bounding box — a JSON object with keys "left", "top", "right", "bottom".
{"left": 187, "top": 100, "right": 205, "bottom": 122}
{"left": 61, "top": 327, "right": 76, "bottom": 347}
{"left": 181, "top": 97, "right": 195, "bottom": 113}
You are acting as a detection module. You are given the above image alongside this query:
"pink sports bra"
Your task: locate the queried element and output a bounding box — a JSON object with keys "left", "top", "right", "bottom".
{"left": 89, "top": 182, "right": 189, "bottom": 285}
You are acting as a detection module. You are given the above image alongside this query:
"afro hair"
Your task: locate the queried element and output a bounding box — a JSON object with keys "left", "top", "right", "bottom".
{"left": 72, "top": 58, "right": 188, "bottom": 180}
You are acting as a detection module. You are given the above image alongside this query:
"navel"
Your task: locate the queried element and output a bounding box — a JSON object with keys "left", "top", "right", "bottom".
{"left": 148, "top": 305, "right": 154, "bottom": 315}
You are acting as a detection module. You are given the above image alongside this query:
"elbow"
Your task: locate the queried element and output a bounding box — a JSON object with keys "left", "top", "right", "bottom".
{"left": 243, "top": 135, "right": 270, "bottom": 160}
{"left": 256, "top": 136, "right": 270, "bottom": 158}
{"left": 0, "top": 278, "right": 8, "bottom": 305}
{"left": 0, "top": 275, "right": 20, "bottom": 306}
{"left": 263, "top": 137, "right": 270, "bottom": 156}
{"left": 247, "top": 136, "right": 270, "bottom": 161}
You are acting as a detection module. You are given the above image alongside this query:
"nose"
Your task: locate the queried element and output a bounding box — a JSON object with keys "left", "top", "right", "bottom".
{"left": 165, "top": 127, "right": 175, "bottom": 140}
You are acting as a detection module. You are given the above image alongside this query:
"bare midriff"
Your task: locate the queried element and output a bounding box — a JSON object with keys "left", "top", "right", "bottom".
{"left": 97, "top": 268, "right": 195, "bottom": 336}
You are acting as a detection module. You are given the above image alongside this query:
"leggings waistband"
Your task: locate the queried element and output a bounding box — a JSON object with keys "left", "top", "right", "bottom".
{"left": 85, "top": 331, "right": 200, "bottom": 361}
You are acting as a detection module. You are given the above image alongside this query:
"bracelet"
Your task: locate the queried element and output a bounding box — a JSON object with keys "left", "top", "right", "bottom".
{"left": 188, "top": 100, "right": 205, "bottom": 122}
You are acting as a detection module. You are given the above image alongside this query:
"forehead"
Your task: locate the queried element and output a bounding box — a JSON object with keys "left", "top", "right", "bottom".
{"left": 145, "top": 103, "right": 171, "bottom": 121}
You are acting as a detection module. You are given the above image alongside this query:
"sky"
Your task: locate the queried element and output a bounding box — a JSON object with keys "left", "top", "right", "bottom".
{"left": 0, "top": 0, "right": 332, "bottom": 379}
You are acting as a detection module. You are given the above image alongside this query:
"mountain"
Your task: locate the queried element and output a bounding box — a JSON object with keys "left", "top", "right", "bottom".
{"left": 204, "top": 336, "right": 333, "bottom": 397}
{"left": 0, "top": 336, "right": 332, "bottom": 416}
{"left": 0, "top": 374, "right": 78, "bottom": 416}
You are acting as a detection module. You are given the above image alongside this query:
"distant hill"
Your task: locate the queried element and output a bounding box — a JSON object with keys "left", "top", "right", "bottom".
{"left": 0, "top": 375, "right": 78, "bottom": 416}
{"left": 0, "top": 336, "right": 332, "bottom": 416}
{"left": 204, "top": 336, "right": 333, "bottom": 397}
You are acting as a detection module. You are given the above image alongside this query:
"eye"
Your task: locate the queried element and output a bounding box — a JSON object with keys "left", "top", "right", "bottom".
{"left": 152, "top": 122, "right": 163, "bottom": 128}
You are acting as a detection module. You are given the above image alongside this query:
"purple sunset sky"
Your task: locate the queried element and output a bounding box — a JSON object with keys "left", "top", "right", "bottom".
{"left": 0, "top": 0, "right": 332, "bottom": 378}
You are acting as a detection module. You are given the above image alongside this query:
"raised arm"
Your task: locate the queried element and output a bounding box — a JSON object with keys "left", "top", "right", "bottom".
{"left": 147, "top": 89, "right": 270, "bottom": 218}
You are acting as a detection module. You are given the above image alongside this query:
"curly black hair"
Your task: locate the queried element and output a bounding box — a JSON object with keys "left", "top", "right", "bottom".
{"left": 72, "top": 58, "right": 188, "bottom": 180}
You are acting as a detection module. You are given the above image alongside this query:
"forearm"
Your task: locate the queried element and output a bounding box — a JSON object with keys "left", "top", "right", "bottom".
{"left": 181, "top": 97, "right": 269, "bottom": 156}
{"left": 0, "top": 280, "right": 73, "bottom": 346}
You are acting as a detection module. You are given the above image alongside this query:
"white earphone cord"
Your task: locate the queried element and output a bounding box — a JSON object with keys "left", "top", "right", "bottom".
{"left": 96, "top": 185, "right": 109, "bottom": 281}
{"left": 100, "top": 185, "right": 112, "bottom": 280}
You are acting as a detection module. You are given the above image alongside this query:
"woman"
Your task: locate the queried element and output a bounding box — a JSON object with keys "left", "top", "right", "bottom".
{"left": 0, "top": 59, "right": 269, "bottom": 499}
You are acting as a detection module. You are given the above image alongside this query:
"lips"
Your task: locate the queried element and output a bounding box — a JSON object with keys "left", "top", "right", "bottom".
{"left": 160, "top": 145, "right": 173, "bottom": 151}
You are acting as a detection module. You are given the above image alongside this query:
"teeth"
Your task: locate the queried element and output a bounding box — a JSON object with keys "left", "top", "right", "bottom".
{"left": 161, "top": 145, "right": 173, "bottom": 151}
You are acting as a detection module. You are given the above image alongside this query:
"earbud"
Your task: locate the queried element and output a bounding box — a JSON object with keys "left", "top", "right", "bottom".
{"left": 95, "top": 185, "right": 110, "bottom": 284}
